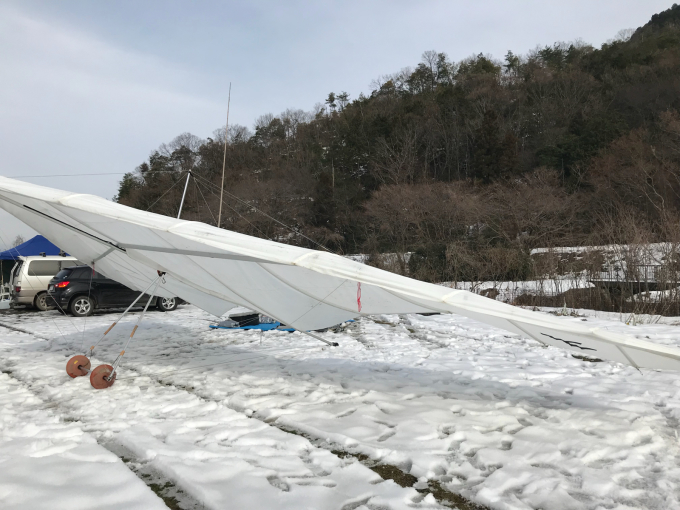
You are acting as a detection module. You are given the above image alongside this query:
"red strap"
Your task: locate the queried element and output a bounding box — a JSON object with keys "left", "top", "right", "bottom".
{"left": 357, "top": 282, "right": 362, "bottom": 313}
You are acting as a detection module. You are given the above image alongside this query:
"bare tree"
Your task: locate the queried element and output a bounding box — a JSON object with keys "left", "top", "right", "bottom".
{"left": 280, "top": 109, "right": 312, "bottom": 138}
{"left": 254, "top": 113, "right": 275, "bottom": 132}
{"left": 372, "top": 127, "right": 421, "bottom": 185}
{"left": 158, "top": 132, "right": 204, "bottom": 157}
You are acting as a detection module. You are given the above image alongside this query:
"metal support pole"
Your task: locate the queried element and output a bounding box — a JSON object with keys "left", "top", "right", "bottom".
{"left": 218, "top": 83, "right": 232, "bottom": 228}
{"left": 178, "top": 171, "right": 192, "bottom": 219}
{"left": 88, "top": 274, "right": 162, "bottom": 356}
{"left": 254, "top": 309, "right": 339, "bottom": 347}
{"left": 293, "top": 327, "right": 339, "bottom": 347}
{"left": 107, "top": 276, "right": 163, "bottom": 379}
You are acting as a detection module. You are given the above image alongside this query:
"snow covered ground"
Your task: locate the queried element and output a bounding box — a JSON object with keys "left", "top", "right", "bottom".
{"left": 1, "top": 305, "right": 680, "bottom": 510}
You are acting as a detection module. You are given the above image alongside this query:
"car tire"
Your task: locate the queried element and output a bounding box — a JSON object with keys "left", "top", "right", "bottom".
{"left": 34, "top": 292, "right": 54, "bottom": 311}
{"left": 156, "top": 297, "right": 178, "bottom": 312}
{"left": 70, "top": 295, "right": 94, "bottom": 317}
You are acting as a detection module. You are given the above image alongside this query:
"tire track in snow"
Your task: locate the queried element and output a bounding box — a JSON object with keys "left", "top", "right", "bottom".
{"left": 112, "top": 367, "right": 441, "bottom": 509}
{"left": 116, "top": 314, "right": 489, "bottom": 509}
{"left": 133, "top": 362, "right": 486, "bottom": 510}
{"left": 0, "top": 320, "right": 51, "bottom": 340}
{"left": 129, "top": 369, "right": 441, "bottom": 507}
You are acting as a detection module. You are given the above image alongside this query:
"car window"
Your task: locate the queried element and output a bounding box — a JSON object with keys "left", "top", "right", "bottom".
{"left": 27, "top": 260, "right": 61, "bottom": 276}
{"left": 12, "top": 261, "right": 23, "bottom": 278}
{"left": 71, "top": 268, "right": 92, "bottom": 279}
{"left": 54, "top": 269, "right": 72, "bottom": 279}
{"left": 60, "top": 260, "right": 82, "bottom": 270}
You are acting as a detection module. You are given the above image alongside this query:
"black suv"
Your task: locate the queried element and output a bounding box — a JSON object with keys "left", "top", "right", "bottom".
{"left": 48, "top": 265, "right": 179, "bottom": 317}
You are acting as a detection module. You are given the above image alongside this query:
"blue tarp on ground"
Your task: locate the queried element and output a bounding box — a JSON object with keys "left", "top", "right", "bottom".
{"left": 209, "top": 322, "right": 295, "bottom": 332}
{"left": 0, "top": 235, "right": 67, "bottom": 260}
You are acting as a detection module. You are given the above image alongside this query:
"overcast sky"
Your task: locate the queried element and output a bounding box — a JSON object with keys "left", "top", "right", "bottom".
{"left": 0, "top": 0, "right": 674, "bottom": 247}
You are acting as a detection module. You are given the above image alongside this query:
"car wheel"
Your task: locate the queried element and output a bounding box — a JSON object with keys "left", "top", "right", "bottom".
{"left": 70, "top": 296, "right": 94, "bottom": 317}
{"left": 156, "top": 296, "right": 178, "bottom": 312}
{"left": 34, "top": 292, "right": 54, "bottom": 311}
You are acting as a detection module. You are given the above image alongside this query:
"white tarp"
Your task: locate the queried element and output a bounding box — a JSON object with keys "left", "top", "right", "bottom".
{"left": 0, "top": 176, "right": 679, "bottom": 371}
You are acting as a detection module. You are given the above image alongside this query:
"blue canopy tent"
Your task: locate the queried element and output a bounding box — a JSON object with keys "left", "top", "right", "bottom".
{"left": 0, "top": 235, "right": 68, "bottom": 286}
{"left": 0, "top": 235, "right": 66, "bottom": 260}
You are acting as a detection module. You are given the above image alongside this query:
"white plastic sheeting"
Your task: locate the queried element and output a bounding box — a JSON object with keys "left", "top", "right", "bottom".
{"left": 0, "top": 176, "right": 679, "bottom": 371}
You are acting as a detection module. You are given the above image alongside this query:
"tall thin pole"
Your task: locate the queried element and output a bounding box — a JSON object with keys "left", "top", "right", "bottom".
{"left": 218, "top": 83, "right": 232, "bottom": 228}
{"left": 177, "top": 171, "right": 191, "bottom": 219}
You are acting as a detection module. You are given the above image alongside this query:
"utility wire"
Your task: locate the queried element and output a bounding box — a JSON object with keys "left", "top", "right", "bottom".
{"left": 193, "top": 177, "right": 217, "bottom": 225}
{"left": 190, "top": 171, "right": 331, "bottom": 252}
{"left": 190, "top": 173, "right": 274, "bottom": 241}
{"left": 144, "top": 173, "right": 187, "bottom": 212}
{"left": 3, "top": 169, "right": 187, "bottom": 179}
{"left": 3, "top": 172, "right": 127, "bottom": 178}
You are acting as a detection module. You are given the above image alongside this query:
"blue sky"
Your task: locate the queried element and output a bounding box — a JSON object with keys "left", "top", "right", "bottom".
{"left": 0, "top": 0, "right": 674, "bottom": 245}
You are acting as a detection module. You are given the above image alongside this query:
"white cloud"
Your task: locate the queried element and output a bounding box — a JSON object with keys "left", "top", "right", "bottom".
{"left": 0, "top": 5, "right": 226, "bottom": 196}
{"left": 0, "top": 5, "right": 231, "bottom": 244}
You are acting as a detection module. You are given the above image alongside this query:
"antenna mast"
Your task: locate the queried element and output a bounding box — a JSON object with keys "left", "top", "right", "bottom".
{"left": 177, "top": 170, "right": 191, "bottom": 219}
{"left": 218, "top": 83, "right": 232, "bottom": 228}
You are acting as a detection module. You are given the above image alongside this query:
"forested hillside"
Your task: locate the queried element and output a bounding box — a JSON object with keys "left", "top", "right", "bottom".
{"left": 116, "top": 5, "right": 680, "bottom": 284}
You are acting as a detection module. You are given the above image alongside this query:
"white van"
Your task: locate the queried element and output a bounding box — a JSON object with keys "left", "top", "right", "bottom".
{"left": 10, "top": 255, "right": 82, "bottom": 310}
